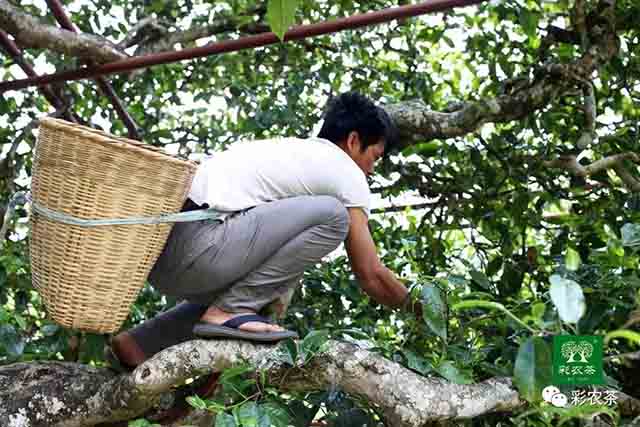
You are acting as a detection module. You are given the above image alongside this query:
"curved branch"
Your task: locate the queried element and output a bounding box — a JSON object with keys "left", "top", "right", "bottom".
{"left": 543, "top": 152, "right": 640, "bottom": 191}
{"left": 2, "top": 339, "right": 639, "bottom": 426}
{"left": 0, "top": 340, "right": 523, "bottom": 427}
{"left": 0, "top": 0, "right": 126, "bottom": 63}
{"left": 384, "top": 59, "right": 600, "bottom": 148}
{"left": 385, "top": 0, "right": 618, "bottom": 147}
{"left": 139, "top": 340, "right": 526, "bottom": 426}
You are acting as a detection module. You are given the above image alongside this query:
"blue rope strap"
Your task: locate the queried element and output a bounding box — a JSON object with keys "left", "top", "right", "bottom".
{"left": 31, "top": 201, "right": 221, "bottom": 226}
{"left": 1, "top": 191, "right": 221, "bottom": 242}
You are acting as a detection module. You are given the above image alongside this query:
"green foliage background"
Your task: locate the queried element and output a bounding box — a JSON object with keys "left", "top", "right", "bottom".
{"left": 1, "top": 0, "right": 639, "bottom": 426}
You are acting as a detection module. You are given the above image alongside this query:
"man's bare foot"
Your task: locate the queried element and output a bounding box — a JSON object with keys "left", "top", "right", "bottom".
{"left": 200, "top": 306, "right": 284, "bottom": 333}
{"left": 110, "top": 331, "right": 147, "bottom": 368}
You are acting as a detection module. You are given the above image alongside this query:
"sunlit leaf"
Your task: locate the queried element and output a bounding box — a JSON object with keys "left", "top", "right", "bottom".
{"left": 565, "top": 247, "right": 581, "bottom": 271}
{"left": 267, "top": 0, "right": 300, "bottom": 41}
{"left": 549, "top": 275, "right": 586, "bottom": 324}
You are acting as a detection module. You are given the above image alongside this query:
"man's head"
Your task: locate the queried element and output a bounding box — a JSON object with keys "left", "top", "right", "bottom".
{"left": 317, "top": 92, "right": 398, "bottom": 177}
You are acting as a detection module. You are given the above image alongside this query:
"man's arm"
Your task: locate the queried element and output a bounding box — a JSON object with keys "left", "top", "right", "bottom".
{"left": 344, "top": 207, "right": 410, "bottom": 309}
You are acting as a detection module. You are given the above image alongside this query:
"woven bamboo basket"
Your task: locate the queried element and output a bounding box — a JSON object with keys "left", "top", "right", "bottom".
{"left": 29, "top": 118, "right": 197, "bottom": 334}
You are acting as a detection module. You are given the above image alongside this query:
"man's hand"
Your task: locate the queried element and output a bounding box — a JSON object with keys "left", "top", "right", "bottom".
{"left": 344, "top": 207, "right": 410, "bottom": 308}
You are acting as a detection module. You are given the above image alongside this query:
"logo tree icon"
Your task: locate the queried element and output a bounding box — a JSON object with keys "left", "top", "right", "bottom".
{"left": 577, "top": 341, "right": 593, "bottom": 363}
{"left": 561, "top": 341, "right": 579, "bottom": 363}
{"left": 561, "top": 341, "right": 593, "bottom": 363}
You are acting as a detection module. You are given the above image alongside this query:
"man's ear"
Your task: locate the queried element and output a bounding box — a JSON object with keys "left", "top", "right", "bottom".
{"left": 345, "top": 131, "right": 361, "bottom": 153}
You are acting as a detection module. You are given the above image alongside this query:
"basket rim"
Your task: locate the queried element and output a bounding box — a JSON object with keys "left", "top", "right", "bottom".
{"left": 39, "top": 117, "right": 198, "bottom": 169}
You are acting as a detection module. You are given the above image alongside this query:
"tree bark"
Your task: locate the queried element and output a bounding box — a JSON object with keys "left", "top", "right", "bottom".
{"left": 0, "top": 0, "right": 126, "bottom": 63}
{"left": 2, "top": 339, "right": 638, "bottom": 427}
{"left": 0, "top": 339, "right": 524, "bottom": 427}
{"left": 384, "top": 34, "right": 618, "bottom": 147}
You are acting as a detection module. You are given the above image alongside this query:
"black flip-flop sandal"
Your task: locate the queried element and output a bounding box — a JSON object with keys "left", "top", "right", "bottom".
{"left": 193, "top": 314, "right": 298, "bottom": 342}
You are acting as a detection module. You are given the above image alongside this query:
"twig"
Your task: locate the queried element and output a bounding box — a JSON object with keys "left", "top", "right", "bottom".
{"left": 543, "top": 153, "right": 640, "bottom": 191}
{"left": 45, "top": 0, "right": 142, "bottom": 139}
{"left": 118, "top": 16, "right": 159, "bottom": 49}
{"left": 0, "top": 30, "right": 79, "bottom": 123}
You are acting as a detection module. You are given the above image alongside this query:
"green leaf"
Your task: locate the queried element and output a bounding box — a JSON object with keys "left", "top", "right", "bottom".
{"left": 403, "top": 350, "right": 433, "bottom": 375}
{"left": 236, "top": 401, "right": 258, "bottom": 427}
{"left": 434, "top": 361, "right": 473, "bottom": 384}
{"left": 280, "top": 338, "right": 298, "bottom": 365}
{"left": 499, "top": 261, "right": 523, "bottom": 297}
{"left": 447, "top": 274, "right": 468, "bottom": 287}
{"left": 565, "top": 247, "right": 581, "bottom": 271}
{"left": 401, "top": 141, "right": 441, "bottom": 157}
{"left": 261, "top": 403, "right": 290, "bottom": 427}
{"left": 186, "top": 395, "right": 208, "bottom": 410}
{"left": 79, "top": 333, "right": 107, "bottom": 363}
{"left": 519, "top": 9, "right": 539, "bottom": 37}
{"left": 300, "top": 329, "right": 328, "bottom": 362}
{"left": 531, "top": 302, "right": 545, "bottom": 320}
{"left": 421, "top": 284, "right": 447, "bottom": 340}
{"left": 215, "top": 412, "right": 238, "bottom": 427}
{"left": 486, "top": 256, "right": 503, "bottom": 277}
{"left": 267, "top": 0, "right": 300, "bottom": 41}
{"left": 14, "top": 314, "right": 27, "bottom": 330}
{"left": 129, "top": 419, "right": 160, "bottom": 427}
{"left": 470, "top": 269, "right": 491, "bottom": 290}
{"left": 549, "top": 275, "right": 586, "bottom": 324}
{"left": 220, "top": 365, "right": 254, "bottom": 382}
{"left": 452, "top": 300, "right": 536, "bottom": 333}
{"left": 513, "top": 337, "right": 552, "bottom": 402}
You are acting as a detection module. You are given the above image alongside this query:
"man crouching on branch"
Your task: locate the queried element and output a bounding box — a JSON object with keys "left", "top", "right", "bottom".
{"left": 110, "top": 92, "right": 420, "bottom": 367}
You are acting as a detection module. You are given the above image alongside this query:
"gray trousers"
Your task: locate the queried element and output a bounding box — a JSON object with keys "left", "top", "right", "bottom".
{"left": 129, "top": 195, "right": 350, "bottom": 357}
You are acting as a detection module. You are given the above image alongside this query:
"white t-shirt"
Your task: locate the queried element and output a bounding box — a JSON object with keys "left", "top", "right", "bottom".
{"left": 188, "top": 137, "right": 370, "bottom": 216}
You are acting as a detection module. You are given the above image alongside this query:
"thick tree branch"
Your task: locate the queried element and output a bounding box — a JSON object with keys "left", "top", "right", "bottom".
{"left": 1, "top": 0, "right": 619, "bottom": 151}
{"left": 2, "top": 340, "right": 638, "bottom": 427}
{"left": 0, "top": 340, "right": 525, "bottom": 427}
{"left": 384, "top": 59, "right": 603, "bottom": 148}
{"left": 133, "top": 340, "right": 526, "bottom": 426}
{"left": 0, "top": 30, "right": 80, "bottom": 123}
{"left": 0, "top": 0, "right": 126, "bottom": 63}
{"left": 385, "top": 0, "right": 618, "bottom": 147}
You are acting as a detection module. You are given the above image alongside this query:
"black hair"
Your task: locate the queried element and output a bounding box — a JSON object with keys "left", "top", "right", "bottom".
{"left": 317, "top": 92, "right": 398, "bottom": 156}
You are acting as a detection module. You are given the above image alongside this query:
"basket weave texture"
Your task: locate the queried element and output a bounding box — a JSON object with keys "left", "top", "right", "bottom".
{"left": 30, "top": 118, "right": 197, "bottom": 333}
